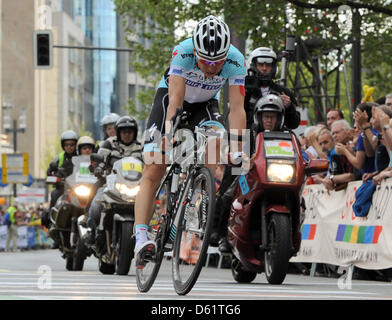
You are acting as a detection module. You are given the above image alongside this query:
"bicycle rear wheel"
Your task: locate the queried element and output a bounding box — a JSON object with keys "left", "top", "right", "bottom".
{"left": 136, "top": 183, "right": 169, "bottom": 292}
{"left": 172, "top": 167, "right": 216, "bottom": 295}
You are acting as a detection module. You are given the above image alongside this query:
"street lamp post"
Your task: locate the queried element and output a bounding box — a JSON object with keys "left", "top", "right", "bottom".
{"left": 5, "top": 118, "right": 26, "bottom": 198}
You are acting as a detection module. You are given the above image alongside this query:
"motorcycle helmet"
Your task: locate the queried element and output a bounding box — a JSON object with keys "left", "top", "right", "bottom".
{"left": 101, "top": 113, "right": 120, "bottom": 139}
{"left": 115, "top": 116, "right": 138, "bottom": 143}
{"left": 193, "top": 15, "right": 231, "bottom": 61}
{"left": 77, "top": 136, "right": 95, "bottom": 154}
{"left": 60, "top": 130, "right": 79, "bottom": 150}
{"left": 253, "top": 94, "right": 285, "bottom": 132}
{"left": 248, "top": 47, "right": 278, "bottom": 86}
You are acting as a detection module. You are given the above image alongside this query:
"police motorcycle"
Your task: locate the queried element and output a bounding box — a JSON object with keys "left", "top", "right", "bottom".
{"left": 89, "top": 153, "right": 143, "bottom": 275}
{"left": 226, "top": 95, "right": 329, "bottom": 285}
{"left": 46, "top": 155, "right": 97, "bottom": 271}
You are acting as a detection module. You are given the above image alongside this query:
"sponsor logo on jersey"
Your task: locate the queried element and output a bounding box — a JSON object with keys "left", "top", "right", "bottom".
{"left": 172, "top": 67, "right": 183, "bottom": 75}
{"left": 226, "top": 58, "right": 241, "bottom": 68}
{"left": 234, "top": 78, "right": 245, "bottom": 85}
{"left": 181, "top": 53, "right": 194, "bottom": 59}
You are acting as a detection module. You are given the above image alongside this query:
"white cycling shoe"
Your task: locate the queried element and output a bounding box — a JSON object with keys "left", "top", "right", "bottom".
{"left": 135, "top": 240, "right": 156, "bottom": 269}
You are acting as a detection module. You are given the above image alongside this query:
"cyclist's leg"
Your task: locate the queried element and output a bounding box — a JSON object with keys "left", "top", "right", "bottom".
{"left": 134, "top": 87, "right": 168, "bottom": 266}
{"left": 189, "top": 99, "right": 226, "bottom": 175}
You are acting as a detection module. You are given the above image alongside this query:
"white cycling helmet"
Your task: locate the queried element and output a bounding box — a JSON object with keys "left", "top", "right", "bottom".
{"left": 193, "top": 15, "right": 231, "bottom": 61}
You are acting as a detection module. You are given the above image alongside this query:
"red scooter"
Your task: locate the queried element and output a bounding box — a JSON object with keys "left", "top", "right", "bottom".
{"left": 227, "top": 130, "right": 328, "bottom": 284}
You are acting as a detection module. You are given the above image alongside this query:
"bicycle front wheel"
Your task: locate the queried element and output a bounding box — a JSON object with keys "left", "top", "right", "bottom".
{"left": 172, "top": 167, "right": 216, "bottom": 295}
{"left": 136, "top": 183, "right": 169, "bottom": 292}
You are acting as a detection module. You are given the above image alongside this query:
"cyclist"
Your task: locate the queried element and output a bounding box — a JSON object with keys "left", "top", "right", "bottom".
{"left": 134, "top": 15, "right": 247, "bottom": 268}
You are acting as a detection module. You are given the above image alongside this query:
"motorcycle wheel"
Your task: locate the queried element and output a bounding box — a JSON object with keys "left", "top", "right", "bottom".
{"left": 264, "top": 213, "right": 291, "bottom": 285}
{"left": 116, "top": 221, "right": 135, "bottom": 275}
{"left": 99, "top": 259, "right": 115, "bottom": 275}
{"left": 73, "top": 237, "right": 88, "bottom": 271}
{"left": 172, "top": 167, "right": 216, "bottom": 295}
{"left": 66, "top": 257, "right": 74, "bottom": 271}
{"left": 231, "top": 257, "right": 257, "bottom": 283}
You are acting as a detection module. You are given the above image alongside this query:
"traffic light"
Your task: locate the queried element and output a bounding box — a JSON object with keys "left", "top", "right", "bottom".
{"left": 34, "top": 30, "right": 52, "bottom": 69}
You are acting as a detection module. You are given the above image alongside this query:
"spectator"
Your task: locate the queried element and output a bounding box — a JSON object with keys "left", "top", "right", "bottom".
{"left": 303, "top": 126, "right": 322, "bottom": 160}
{"left": 318, "top": 129, "right": 335, "bottom": 160}
{"left": 5, "top": 205, "right": 19, "bottom": 252}
{"left": 373, "top": 104, "right": 392, "bottom": 153}
{"left": 354, "top": 102, "right": 379, "bottom": 154}
{"left": 362, "top": 105, "right": 392, "bottom": 182}
{"left": 385, "top": 93, "right": 392, "bottom": 109}
{"left": 0, "top": 207, "right": 4, "bottom": 225}
{"left": 299, "top": 133, "right": 306, "bottom": 150}
{"left": 311, "top": 129, "right": 335, "bottom": 184}
{"left": 326, "top": 108, "right": 344, "bottom": 129}
{"left": 338, "top": 103, "right": 378, "bottom": 176}
{"left": 322, "top": 120, "right": 358, "bottom": 191}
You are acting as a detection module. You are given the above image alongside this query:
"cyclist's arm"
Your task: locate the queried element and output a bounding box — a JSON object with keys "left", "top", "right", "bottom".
{"left": 165, "top": 74, "right": 186, "bottom": 134}
{"left": 228, "top": 85, "right": 246, "bottom": 151}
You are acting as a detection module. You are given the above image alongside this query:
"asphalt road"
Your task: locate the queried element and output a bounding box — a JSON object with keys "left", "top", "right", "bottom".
{"left": 0, "top": 249, "right": 391, "bottom": 301}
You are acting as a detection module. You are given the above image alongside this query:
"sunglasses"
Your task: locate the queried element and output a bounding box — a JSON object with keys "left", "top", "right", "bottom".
{"left": 198, "top": 57, "right": 225, "bottom": 66}
{"left": 64, "top": 143, "right": 76, "bottom": 147}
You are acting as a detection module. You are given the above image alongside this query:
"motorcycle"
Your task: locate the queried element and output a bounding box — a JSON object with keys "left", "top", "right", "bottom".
{"left": 227, "top": 130, "right": 328, "bottom": 284}
{"left": 90, "top": 154, "right": 143, "bottom": 275}
{"left": 46, "top": 155, "right": 97, "bottom": 271}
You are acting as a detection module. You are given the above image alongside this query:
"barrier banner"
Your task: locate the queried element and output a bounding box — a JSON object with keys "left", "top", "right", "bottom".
{"left": 27, "top": 227, "right": 37, "bottom": 248}
{"left": 39, "top": 228, "right": 53, "bottom": 246}
{"left": 0, "top": 225, "right": 7, "bottom": 249}
{"left": 17, "top": 226, "right": 28, "bottom": 248}
{"left": 291, "top": 178, "right": 392, "bottom": 269}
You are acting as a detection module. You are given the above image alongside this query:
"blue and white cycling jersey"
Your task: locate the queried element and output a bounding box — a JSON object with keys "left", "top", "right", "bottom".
{"left": 158, "top": 38, "right": 246, "bottom": 104}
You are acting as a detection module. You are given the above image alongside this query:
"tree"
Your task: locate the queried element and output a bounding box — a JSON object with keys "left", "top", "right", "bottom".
{"left": 114, "top": 0, "right": 392, "bottom": 123}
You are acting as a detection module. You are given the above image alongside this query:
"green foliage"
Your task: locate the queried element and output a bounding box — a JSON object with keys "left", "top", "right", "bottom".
{"left": 114, "top": 0, "right": 392, "bottom": 123}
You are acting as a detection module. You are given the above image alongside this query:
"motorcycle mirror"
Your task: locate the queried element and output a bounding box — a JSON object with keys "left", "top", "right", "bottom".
{"left": 306, "top": 159, "right": 329, "bottom": 175}
{"left": 91, "top": 153, "right": 104, "bottom": 164}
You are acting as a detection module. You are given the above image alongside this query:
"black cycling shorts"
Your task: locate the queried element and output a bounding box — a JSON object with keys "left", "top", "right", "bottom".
{"left": 143, "top": 87, "right": 224, "bottom": 152}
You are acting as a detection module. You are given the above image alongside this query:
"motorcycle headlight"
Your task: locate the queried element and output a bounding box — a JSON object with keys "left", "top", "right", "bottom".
{"left": 74, "top": 185, "right": 91, "bottom": 197}
{"left": 115, "top": 183, "right": 140, "bottom": 197}
{"left": 267, "top": 160, "right": 295, "bottom": 183}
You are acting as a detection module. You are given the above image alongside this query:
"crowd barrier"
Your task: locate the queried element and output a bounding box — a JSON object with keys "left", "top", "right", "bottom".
{"left": 0, "top": 225, "right": 53, "bottom": 250}
{"left": 291, "top": 178, "right": 392, "bottom": 270}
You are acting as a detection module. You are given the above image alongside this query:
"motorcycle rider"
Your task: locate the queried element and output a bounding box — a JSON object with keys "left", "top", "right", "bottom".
{"left": 44, "top": 130, "right": 79, "bottom": 247}
{"left": 87, "top": 116, "right": 142, "bottom": 246}
{"left": 214, "top": 47, "right": 300, "bottom": 252}
{"left": 80, "top": 114, "right": 120, "bottom": 226}
{"left": 217, "top": 94, "right": 287, "bottom": 253}
{"left": 99, "top": 113, "right": 120, "bottom": 146}
{"left": 46, "top": 130, "right": 79, "bottom": 213}
{"left": 77, "top": 136, "right": 95, "bottom": 156}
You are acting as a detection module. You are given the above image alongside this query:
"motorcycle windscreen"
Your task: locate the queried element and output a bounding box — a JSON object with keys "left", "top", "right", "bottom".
{"left": 114, "top": 156, "right": 143, "bottom": 181}
{"left": 67, "top": 155, "right": 97, "bottom": 185}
